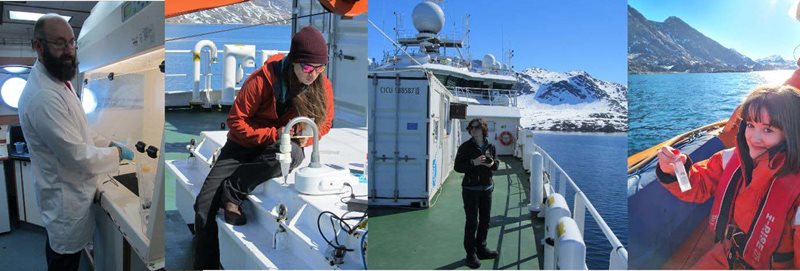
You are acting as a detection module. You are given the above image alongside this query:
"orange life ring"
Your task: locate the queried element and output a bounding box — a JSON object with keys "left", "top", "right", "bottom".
{"left": 498, "top": 131, "right": 514, "bottom": 146}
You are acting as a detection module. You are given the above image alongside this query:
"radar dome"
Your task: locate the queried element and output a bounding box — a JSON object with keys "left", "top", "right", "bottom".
{"left": 412, "top": 1, "right": 445, "bottom": 34}
{"left": 482, "top": 54, "right": 496, "bottom": 69}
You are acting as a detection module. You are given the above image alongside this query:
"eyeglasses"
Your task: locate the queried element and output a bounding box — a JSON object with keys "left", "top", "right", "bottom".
{"left": 300, "top": 63, "right": 326, "bottom": 73}
{"left": 39, "top": 39, "right": 78, "bottom": 49}
{"left": 469, "top": 125, "right": 481, "bottom": 130}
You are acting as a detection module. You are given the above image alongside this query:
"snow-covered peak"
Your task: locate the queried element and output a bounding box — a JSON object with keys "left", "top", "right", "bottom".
{"left": 757, "top": 55, "right": 786, "bottom": 62}
{"left": 515, "top": 67, "right": 627, "bottom": 132}
{"left": 166, "top": 0, "right": 291, "bottom": 25}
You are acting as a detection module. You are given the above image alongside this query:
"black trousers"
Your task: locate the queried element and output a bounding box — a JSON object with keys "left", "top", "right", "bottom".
{"left": 462, "top": 188, "right": 492, "bottom": 256}
{"left": 193, "top": 140, "right": 304, "bottom": 269}
{"left": 45, "top": 236, "right": 81, "bottom": 271}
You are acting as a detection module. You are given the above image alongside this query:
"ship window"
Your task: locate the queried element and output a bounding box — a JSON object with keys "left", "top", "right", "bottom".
{"left": 1, "top": 77, "right": 26, "bottom": 109}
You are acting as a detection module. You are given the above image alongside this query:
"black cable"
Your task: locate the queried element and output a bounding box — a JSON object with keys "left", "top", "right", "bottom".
{"left": 340, "top": 194, "right": 369, "bottom": 203}
{"left": 340, "top": 183, "right": 368, "bottom": 204}
{"left": 329, "top": 214, "right": 341, "bottom": 246}
{"left": 317, "top": 211, "right": 355, "bottom": 252}
{"left": 166, "top": 11, "right": 330, "bottom": 42}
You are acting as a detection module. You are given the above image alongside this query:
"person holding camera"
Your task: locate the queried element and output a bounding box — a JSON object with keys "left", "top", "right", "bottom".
{"left": 454, "top": 118, "right": 499, "bottom": 269}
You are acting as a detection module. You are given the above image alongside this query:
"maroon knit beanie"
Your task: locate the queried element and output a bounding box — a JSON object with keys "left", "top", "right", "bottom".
{"left": 288, "top": 26, "right": 328, "bottom": 64}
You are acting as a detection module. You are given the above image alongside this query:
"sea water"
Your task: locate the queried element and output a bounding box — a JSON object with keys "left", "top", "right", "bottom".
{"left": 628, "top": 70, "right": 794, "bottom": 155}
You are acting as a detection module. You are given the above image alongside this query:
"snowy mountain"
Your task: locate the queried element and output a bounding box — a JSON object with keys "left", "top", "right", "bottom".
{"left": 756, "top": 55, "right": 797, "bottom": 70}
{"left": 627, "top": 5, "right": 784, "bottom": 73}
{"left": 165, "top": 0, "right": 291, "bottom": 25}
{"left": 515, "top": 68, "right": 627, "bottom": 132}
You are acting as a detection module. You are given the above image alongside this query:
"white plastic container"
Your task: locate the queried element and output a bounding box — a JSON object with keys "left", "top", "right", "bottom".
{"left": 671, "top": 149, "right": 691, "bottom": 192}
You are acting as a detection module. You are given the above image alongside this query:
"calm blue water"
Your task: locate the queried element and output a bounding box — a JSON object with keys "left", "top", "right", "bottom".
{"left": 628, "top": 70, "right": 794, "bottom": 155}
{"left": 533, "top": 132, "right": 628, "bottom": 270}
{"left": 165, "top": 24, "right": 291, "bottom": 92}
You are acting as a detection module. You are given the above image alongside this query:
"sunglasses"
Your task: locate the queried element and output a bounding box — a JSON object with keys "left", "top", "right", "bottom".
{"left": 300, "top": 63, "right": 326, "bottom": 73}
{"left": 469, "top": 125, "right": 481, "bottom": 130}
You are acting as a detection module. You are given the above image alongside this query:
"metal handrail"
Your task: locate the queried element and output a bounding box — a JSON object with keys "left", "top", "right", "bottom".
{"left": 532, "top": 143, "right": 629, "bottom": 270}
{"left": 449, "top": 86, "right": 518, "bottom": 107}
{"left": 164, "top": 50, "right": 254, "bottom": 90}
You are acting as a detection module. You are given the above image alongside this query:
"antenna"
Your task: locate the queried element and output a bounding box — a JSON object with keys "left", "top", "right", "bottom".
{"left": 501, "top": 23, "right": 504, "bottom": 67}
{"left": 393, "top": 11, "right": 403, "bottom": 56}
{"left": 464, "top": 14, "right": 471, "bottom": 65}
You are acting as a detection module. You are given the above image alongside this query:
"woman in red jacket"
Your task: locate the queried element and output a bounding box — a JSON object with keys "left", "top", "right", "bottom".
{"left": 657, "top": 85, "right": 800, "bottom": 269}
{"left": 193, "top": 26, "right": 335, "bottom": 269}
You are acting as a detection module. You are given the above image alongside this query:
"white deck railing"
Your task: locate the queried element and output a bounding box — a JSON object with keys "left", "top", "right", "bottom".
{"left": 530, "top": 141, "right": 628, "bottom": 270}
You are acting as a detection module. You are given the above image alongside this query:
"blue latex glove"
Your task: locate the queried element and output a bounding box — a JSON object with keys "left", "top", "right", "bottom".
{"left": 110, "top": 141, "right": 134, "bottom": 161}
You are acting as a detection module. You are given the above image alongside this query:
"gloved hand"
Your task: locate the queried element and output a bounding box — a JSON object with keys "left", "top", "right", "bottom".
{"left": 110, "top": 141, "right": 134, "bottom": 161}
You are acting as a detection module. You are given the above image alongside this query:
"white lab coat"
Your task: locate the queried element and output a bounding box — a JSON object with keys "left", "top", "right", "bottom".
{"left": 18, "top": 60, "right": 120, "bottom": 254}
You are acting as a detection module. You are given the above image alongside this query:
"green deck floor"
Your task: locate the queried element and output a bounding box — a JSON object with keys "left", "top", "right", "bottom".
{"left": 369, "top": 157, "right": 543, "bottom": 270}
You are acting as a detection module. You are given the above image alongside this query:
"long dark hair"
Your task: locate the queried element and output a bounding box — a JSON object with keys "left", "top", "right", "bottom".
{"left": 739, "top": 85, "right": 800, "bottom": 175}
{"left": 283, "top": 60, "right": 328, "bottom": 130}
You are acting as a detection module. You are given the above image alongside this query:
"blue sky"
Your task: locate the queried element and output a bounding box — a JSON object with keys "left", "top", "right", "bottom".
{"left": 630, "top": 0, "right": 800, "bottom": 61}
{"left": 368, "top": 0, "right": 628, "bottom": 84}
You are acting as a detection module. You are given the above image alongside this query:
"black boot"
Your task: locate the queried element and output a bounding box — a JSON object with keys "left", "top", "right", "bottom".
{"left": 477, "top": 246, "right": 498, "bottom": 260}
{"left": 465, "top": 254, "right": 481, "bottom": 269}
{"left": 224, "top": 205, "right": 247, "bottom": 226}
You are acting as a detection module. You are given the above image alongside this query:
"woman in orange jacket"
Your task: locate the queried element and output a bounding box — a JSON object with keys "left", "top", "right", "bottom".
{"left": 657, "top": 85, "right": 800, "bottom": 269}
{"left": 193, "top": 26, "right": 335, "bottom": 269}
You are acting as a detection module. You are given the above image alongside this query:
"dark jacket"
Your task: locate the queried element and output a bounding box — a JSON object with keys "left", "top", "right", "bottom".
{"left": 454, "top": 138, "right": 499, "bottom": 190}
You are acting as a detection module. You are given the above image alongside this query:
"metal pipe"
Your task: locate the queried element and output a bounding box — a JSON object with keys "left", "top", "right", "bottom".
{"left": 573, "top": 192, "right": 587, "bottom": 236}
{"left": 283, "top": 116, "right": 321, "bottom": 168}
{"left": 192, "top": 40, "right": 217, "bottom": 105}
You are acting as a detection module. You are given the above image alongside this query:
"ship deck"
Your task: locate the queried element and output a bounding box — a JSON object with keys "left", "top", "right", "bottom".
{"left": 164, "top": 109, "right": 228, "bottom": 269}
{"left": 369, "top": 156, "right": 543, "bottom": 270}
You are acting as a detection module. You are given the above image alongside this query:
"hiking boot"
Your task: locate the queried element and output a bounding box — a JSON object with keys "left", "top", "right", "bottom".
{"left": 465, "top": 254, "right": 481, "bottom": 269}
{"left": 224, "top": 205, "right": 247, "bottom": 225}
{"left": 477, "top": 246, "right": 498, "bottom": 259}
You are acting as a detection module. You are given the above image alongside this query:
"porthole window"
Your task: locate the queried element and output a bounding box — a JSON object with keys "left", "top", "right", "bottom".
{"left": 1, "top": 77, "right": 27, "bottom": 109}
